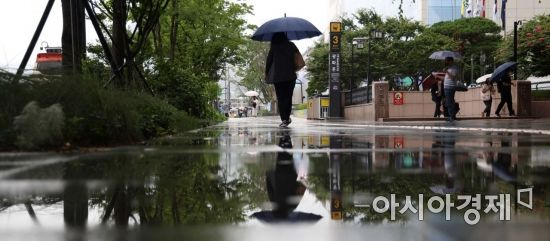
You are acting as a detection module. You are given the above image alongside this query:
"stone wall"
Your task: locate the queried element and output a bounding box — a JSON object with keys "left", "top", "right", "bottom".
{"left": 343, "top": 80, "right": 532, "bottom": 121}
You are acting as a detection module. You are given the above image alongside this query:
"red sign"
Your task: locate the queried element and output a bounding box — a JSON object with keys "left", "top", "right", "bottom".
{"left": 394, "top": 136, "right": 404, "bottom": 149}
{"left": 393, "top": 92, "right": 404, "bottom": 105}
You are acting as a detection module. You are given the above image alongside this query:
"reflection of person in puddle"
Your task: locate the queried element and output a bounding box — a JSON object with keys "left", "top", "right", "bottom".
{"left": 251, "top": 134, "right": 321, "bottom": 222}
{"left": 431, "top": 133, "right": 463, "bottom": 194}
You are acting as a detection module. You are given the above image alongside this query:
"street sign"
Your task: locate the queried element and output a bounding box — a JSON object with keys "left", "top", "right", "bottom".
{"left": 393, "top": 92, "right": 404, "bottom": 105}
{"left": 329, "top": 22, "right": 342, "bottom": 118}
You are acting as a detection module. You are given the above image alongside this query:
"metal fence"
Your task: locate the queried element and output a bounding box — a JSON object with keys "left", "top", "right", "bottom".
{"left": 345, "top": 86, "right": 372, "bottom": 106}
{"left": 532, "top": 81, "right": 550, "bottom": 90}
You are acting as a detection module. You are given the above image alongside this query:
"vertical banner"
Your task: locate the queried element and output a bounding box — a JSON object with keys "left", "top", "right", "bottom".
{"left": 329, "top": 22, "right": 342, "bottom": 118}
{"left": 493, "top": 0, "right": 498, "bottom": 22}
{"left": 482, "top": 0, "right": 486, "bottom": 17}
{"left": 501, "top": 0, "right": 507, "bottom": 30}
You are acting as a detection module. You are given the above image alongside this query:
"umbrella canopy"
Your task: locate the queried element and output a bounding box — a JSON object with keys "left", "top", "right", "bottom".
{"left": 421, "top": 72, "right": 445, "bottom": 90}
{"left": 245, "top": 90, "right": 259, "bottom": 97}
{"left": 251, "top": 211, "right": 322, "bottom": 223}
{"left": 475, "top": 74, "right": 493, "bottom": 84}
{"left": 491, "top": 62, "right": 517, "bottom": 82}
{"left": 429, "top": 51, "right": 462, "bottom": 60}
{"left": 252, "top": 16, "right": 322, "bottom": 41}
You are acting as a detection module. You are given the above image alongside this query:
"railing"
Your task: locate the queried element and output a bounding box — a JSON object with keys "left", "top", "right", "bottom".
{"left": 345, "top": 86, "right": 372, "bottom": 106}
{"left": 532, "top": 80, "right": 550, "bottom": 90}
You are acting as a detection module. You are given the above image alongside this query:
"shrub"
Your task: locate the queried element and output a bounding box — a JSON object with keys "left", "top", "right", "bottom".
{"left": 13, "top": 102, "right": 64, "bottom": 149}
{"left": 0, "top": 72, "right": 202, "bottom": 150}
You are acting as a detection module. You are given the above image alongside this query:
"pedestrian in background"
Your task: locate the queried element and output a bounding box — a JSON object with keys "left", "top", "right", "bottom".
{"left": 251, "top": 96, "right": 260, "bottom": 117}
{"left": 265, "top": 32, "right": 305, "bottom": 127}
{"left": 442, "top": 57, "right": 460, "bottom": 122}
{"left": 481, "top": 78, "right": 495, "bottom": 117}
{"left": 495, "top": 69, "right": 515, "bottom": 117}
{"left": 431, "top": 78, "right": 443, "bottom": 117}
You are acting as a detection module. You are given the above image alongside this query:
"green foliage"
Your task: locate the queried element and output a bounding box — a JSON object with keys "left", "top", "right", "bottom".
{"left": 294, "top": 103, "right": 308, "bottom": 110}
{"left": 142, "top": 0, "right": 252, "bottom": 118}
{"left": 517, "top": 15, "right": 550, "bottom": 77}
{"left": 306, "top": 42, "right": 329, "bottom": 96}
{"left": 307, "top": 10, "right": 459, "bottom": 95}
{"left": 431, "top": 17, "right": 502, "bottom": 83}
{"left": 235, "top": 39, "right": 275, "bottom": 103}
{"left": 0, "top": 72, "right": 200, "bottom": 150}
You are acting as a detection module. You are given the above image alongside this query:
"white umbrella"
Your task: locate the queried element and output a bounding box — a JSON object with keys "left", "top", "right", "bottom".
{"left": 475, "top": 74, "right": 492, "bottom": 84}
{"left": 245, "top": 90, "right": 259, "bottom": 97}
{"left": 429, "top": 50, "right": 462, "bottom": 60}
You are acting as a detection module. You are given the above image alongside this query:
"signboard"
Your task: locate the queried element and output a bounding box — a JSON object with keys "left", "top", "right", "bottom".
{"left": 329, "top": 22, "right": 342, "bottom": 118}
{"left": 393, "top": 92, "right": 404, "bottom": 105}
{"left": 320, "top": 98, "right": 330, "bottom": 107}
{"left": 394, "top": 136, "right": 404, "bottom": 149}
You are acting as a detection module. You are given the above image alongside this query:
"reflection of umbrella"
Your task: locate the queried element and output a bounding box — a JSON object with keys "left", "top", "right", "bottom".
{"left": 491, "top": 61, "right": 517, "bottom": 82}
{"left": 421, "top": 72, "right": 444, "bottom": 90}
{"left": 251, "top": 211, "right": 322, "bottom": 223}
{"left": 252, "top": 16, "right": 322, "bottom": 41}
{"left": 245, "top": 90, "right": 259, "bottom": 97}
{"left": 429, "top": 50, "right": 462, "bottom": 60}
{"left": 475, "top": 73, "right": 493, "bottom": 84}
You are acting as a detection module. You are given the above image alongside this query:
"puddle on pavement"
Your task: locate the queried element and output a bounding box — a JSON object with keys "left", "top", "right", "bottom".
{"left": 1, "top": 123, "right": 550, "bottom": 239}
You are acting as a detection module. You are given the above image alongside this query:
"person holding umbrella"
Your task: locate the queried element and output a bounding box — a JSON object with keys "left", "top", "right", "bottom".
{"left": 442, "top": 56, "right": 460, "bottom": 122}
{"left": 265, "top": 32, "right": 304, "bottom": 127}
{"left": 253, "top": 15, "right": 320, "bottom": 127}
{"left": 495, "top": 69, "right": 515, "bottom": 117}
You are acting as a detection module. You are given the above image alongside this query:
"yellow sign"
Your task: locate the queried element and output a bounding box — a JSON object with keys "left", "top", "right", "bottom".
{"left": 331, "top": 211, "right": 343, "bottom": 220}
{"left": 320, "top": 98, "right": 330, "bottom": 107}
{"left": 321, "top": 136, "right": 330, "bottom": 146}
{"left": 330, "top": 22, "right": 341, "bottom": 33}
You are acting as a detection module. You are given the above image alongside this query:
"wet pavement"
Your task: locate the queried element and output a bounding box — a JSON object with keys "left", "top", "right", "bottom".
{"left": 1, "top": 116, "right": 550, "bottom": 241}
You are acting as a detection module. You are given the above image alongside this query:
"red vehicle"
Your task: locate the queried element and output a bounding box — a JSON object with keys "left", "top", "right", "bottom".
{"left": 36, "top": 47, "right": 62, "bottom": 73}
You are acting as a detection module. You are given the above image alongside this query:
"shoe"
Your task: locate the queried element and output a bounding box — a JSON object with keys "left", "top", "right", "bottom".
{"left": 280, "top": 119, "right": 291, "bottom": 128}
{"left": 495, "top": 113, "right": 501, "bottom": 118}
{"left": 510, "top": 111, "right": 516, "bottom": 116}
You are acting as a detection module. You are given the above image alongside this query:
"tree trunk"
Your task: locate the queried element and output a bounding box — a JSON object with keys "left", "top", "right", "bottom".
{"left": 153, "top": 23, "right": 164, "bottom": 56}
{"left": 169, "top": 0, "right": 179, "bottom": 62}
{"left": 61, "top": 0, "right": 86, "bottom": 74}
{"left": 112, "top": 0, "right": 128, "bottom": 87}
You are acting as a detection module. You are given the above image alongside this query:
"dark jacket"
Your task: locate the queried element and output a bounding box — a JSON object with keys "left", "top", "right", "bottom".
{"left": 265, "top": 41, "right": 299, "bottom": 84}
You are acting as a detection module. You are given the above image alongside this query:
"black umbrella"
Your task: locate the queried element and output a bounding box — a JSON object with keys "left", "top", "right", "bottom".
{"left": 251, "top": 16, "right": 322, "bottom": 41}
{"left": 491, "top": 61, "right": 517, "bottom": 82}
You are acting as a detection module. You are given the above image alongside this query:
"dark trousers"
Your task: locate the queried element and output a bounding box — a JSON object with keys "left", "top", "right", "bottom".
{"left": 496, "top": 90, "right": 514, "bottom": 115}
{"left": 433, "top": 98, "right": 442, "bottom": 117}
{"left": 483, "top": 99, "right": 492, "bottom": 117}
{"left": 274, "top": 80, "right": 296, "bottom": 122}
{"left": 444, "top": 88, "right": 456, "bottom": 120}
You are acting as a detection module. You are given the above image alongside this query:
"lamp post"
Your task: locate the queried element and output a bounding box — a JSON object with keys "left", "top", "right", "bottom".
{"left": 513, "top": 20, "right": 523, "bottom": 80}
{"left": 367, "top": 29, "right": 383, "bottom": 101}
{"left": 350, "top": 37, "right": 367, "bottom": 105}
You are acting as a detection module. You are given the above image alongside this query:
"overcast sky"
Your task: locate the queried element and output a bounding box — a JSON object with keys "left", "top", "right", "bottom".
{"left": 0, "top": 0, "right": 418, "bottom": 70}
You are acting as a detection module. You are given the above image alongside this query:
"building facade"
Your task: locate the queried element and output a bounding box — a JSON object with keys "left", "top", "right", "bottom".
{"left": 421, "top": 0, "right": 462, "bottom": 25}
{"left": 421, "top": 0, "right": 550, "bottom": 32}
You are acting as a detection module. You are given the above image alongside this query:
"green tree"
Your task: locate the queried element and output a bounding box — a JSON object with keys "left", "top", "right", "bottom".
{"left": 144, "top": 0, "right": 252, "bottom": 117}
{"left": 235, "top": 39, "right": 276, "bottom": 103}
{"left": 501, "top": 15, "right": 550, "bottom": 77}
{"left": 430, "top": 17, "right": 502, "bottom": 83}
{"left": 306, "top": 9, "right": 457, "bottom": 95}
